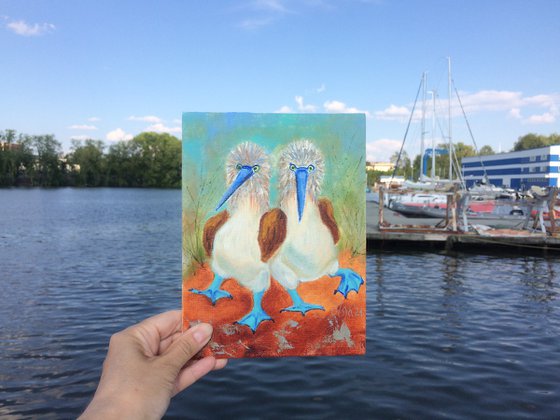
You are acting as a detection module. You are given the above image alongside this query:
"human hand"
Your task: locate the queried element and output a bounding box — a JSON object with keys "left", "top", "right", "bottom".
{"left": 80, "top": 310, "right": 226, "bottom": 419}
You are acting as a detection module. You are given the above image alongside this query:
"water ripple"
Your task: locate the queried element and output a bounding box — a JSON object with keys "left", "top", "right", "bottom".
{"left": 0, "top": 189, "right": 559, "bottom": 419}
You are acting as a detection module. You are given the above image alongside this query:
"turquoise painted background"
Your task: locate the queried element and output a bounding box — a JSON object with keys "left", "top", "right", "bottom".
{"left": 182, "top": 112, "right": 365, "bottom": 274}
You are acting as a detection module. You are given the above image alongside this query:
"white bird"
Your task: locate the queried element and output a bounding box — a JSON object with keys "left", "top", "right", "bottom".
{"left": 268, "top": 139, "right": 364, "bottom": 314}
{"left": 189, "top": 142, "right": 286, "bottom": 333}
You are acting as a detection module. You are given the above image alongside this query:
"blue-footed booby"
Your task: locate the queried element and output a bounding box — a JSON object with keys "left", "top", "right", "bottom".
{"left": 190, "top": 142, "right": 286, "bottom": 333}
{"left": 269, "top": 139, "right": 364, "bottom": 315}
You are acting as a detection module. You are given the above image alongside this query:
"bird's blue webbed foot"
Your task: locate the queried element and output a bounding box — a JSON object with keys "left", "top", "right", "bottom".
{"left": 236, "top": 309, "right": 273, "bottom": 333}
{"left": 280, "top": 288, "right": 325, "bottom": 315}
{"left": 235, "top": 290, "right": 273, "bottom": 333}
{"left": 331, "top": 268, "right": 364, "bottom": 298}
{"left": 189, "top": 273, "right": 232, "bottom": 305}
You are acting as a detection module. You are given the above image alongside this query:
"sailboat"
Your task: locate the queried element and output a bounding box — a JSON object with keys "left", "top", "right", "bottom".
{"left": 386, "top": 58, "right": 518, "bottom": 221}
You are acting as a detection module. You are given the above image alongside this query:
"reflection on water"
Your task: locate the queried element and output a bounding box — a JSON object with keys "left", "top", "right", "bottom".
{"left": 520, "top": 257, "right": 558, "bottom": 306}
{"left": 0, "top": 188, "right": 559, "bottom": 418}
{"left": 373, "top": 253, "right": 385, "bottom": 318}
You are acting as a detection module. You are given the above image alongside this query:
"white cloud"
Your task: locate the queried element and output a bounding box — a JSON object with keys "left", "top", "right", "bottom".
{"left": 106, "top": 128, "right": 133, "bottom": 142}
{"left": 375, "top": 104, "right": 411, "bottom": 121}
{"left": 324, "top": 100, "right": 370, "bottom": 117}
{"left": 316, "top": 84, "right": 326, "bottom": 93}
{"left": 88, "top": 117, "right": 101, "bottom": 122}
{"left": 523, "top": 94, "right": 558, "bottom": 108}
{"left": 508, "top": 108, "right": 522, "bottom": 119}
{"left": 366, "top": 139, "right": 403, "bottom": 162}
{"left": 145, "top": 123, "right": 181, "bottom": 134}
{"left": 253, "top": 0, "right": 291, "bottom": 13}
{"left": 377, "top": 90, "right": 560, "bottom": 126}
{"left": 275, "top": 105, "right": 293, "bottom": 113}
{"left": 452, "top": 90, "right": 560, "bottom": 120}
{"left": 172, "top": 119, "right": 181, "bottom": 124}
{"left": 457, "top": 91, "right": 559, "bottom": 125}
{"left": 6, "top": 19, "right": 55, "bottom": 36}
{"left": 295, "top": 95, "right": 317, "bottom": 112}
{"left": 524, "top": 112, "right": 556, "bottom": 124}
{"left": 128, "top": 115, "right": 162, "bottom": 123}
{"left": 456, "top": 90, "right": 524, "bottom": 113}
{"left": 276, "top": 96, "right": 369, "bottom": 116}
{"left": 236, "top": 0, "right": 293, "bottom": 30}
{"left": 275, "top": 96, "right": 315, "bottom": 113}
{"left": 323, "top": 100, "right": 346, "bottom": 112}
{"left": 68, "top": 124, "right": 97, "bottom": 130}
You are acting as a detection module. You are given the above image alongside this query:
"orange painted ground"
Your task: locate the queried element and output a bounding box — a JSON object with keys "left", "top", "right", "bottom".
{"left": 182, "top": 251, "right": 365, "bottom": 359}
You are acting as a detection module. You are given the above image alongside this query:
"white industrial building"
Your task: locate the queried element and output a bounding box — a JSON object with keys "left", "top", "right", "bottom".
{"left": 461, "top": 145, "right": 560, "bottom": 190}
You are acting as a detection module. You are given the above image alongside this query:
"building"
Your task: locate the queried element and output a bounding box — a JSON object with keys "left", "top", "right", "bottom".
{"left": 0, "top": 142, "right": 22, "bottom": 152}
{"left": 366, "top": 161, "right": 395, "bottom": 172}
{"left": 461, "top": 145, "right": 560, "bottom": 189}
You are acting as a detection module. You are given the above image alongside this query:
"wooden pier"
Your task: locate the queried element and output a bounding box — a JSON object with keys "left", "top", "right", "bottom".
{"left": 366, "top": 189, "right": 560, "bottom": 253}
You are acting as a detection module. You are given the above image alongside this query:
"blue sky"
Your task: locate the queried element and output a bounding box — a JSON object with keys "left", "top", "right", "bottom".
{"left": 1, "top": 0, "right": 559, "bottom": 161}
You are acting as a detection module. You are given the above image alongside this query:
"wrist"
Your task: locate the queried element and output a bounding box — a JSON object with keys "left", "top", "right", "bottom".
{"left": 80, "top": 389, "right": 160, "bottom": 420}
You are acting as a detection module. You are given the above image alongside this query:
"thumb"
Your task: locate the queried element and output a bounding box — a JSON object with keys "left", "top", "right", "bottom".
{"left": 160, "top": 323, "right": 213, "bottom": 372}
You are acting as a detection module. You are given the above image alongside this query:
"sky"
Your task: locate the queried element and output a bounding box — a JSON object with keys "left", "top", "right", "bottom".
{"left": 1, "top": 0, "right": 559, "bottom": 162}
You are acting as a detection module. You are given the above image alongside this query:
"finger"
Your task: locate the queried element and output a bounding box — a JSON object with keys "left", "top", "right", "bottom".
{"left": 159, "top": 323, "right": 213, "bottom": 372}
{"left": 158, "top": 331, "right": 183, "bottom": 355}
{"left": 213, "top": 358, "right": 228, "bottom": 370}
{"left": 173, "top": 356, "right": 218, "bottom": 396}
{"left": 136, "top": 310, "right": 183, "bottom": 341}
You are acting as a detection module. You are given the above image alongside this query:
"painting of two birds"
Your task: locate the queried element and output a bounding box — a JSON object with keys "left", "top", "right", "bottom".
{"left": 182, "top": 112, "right": 366, "bottom": 358}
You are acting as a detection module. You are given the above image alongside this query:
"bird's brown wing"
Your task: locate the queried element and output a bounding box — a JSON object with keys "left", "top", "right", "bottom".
{"left": 202, "top": 210, "right": 229, "bottom": 257}
{"left": 258, "top": 208, "right": 287, "bottom": 262}
{"left": 318, "top": 198, "right": 340, "bottom": 244}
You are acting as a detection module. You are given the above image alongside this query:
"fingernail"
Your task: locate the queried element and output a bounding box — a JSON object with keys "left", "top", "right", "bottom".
{"left": 193, "top": 323, "right": 213, "bottom": 344}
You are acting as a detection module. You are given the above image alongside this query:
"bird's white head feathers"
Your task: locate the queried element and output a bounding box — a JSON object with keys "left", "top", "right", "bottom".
{"left": 224, "top": 141, "right": 270, "bottom": 211}
{"left": 278, "top": 139, "right": 324, "bottom": 206}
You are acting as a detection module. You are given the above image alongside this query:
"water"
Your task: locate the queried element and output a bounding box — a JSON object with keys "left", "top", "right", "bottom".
{"left": 1, "top": 188, "right": 559, "bottom": 419}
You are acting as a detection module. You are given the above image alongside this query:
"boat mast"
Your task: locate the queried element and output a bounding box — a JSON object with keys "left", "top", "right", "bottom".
{"left": 447, "top": 57, "right": 453, "bottom": 181}
{"left": 430, "top": 90, "right": 436, "bottom": 180}
{"left": 420, "top": 72, "right": 427, "bottom": 180}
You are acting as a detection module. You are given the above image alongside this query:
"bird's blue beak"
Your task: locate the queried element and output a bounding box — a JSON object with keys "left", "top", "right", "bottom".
{"left": 295, "top": 167, "right": 308, "bottom": 222}
{"left": 215, "top": 165, "right": 254, "bottom": 211}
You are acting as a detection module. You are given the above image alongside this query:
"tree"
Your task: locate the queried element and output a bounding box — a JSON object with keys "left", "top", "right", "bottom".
{"left": 423, "top": 141, "right": 476, "bottom": 180}
{"left": 478, "top": 145, "right": 495, "bottom": 156}
{"left": 513, "top": 133, "right": 549, "bottom": 151}
{"left": 367, "top": 169, "right": 392, "bottom": 187}
{"left": 106, "top": 140, "right": 135, "bottom": 187}
{"left": 105, "top": 132, "right": 181, "bottom": 188}
{"left": 389, "top": 150, "right": 412, "bottom": 179}
{"left": 2, "top": 129, "right": 185, "bottom": 188}
{"left": 129, "top": 132, "right": 181, "bottom": 188}
{"left": 546, "top": 133, "right": 560, "bottom": 146}
{"left": 69, "top": 139, "right": 106, "bottom": 186}
{"left": 24, "top": 135, "right": 64, "bottom": 186}
{"left": 0, "top": 130, "right": 17, "bottom": 186}
{"left": 412, "top": 154, "right": 422, "bottom": 180}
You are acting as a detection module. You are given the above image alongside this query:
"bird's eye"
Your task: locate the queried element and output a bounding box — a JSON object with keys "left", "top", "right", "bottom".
{"left": 289, "top": 163, "right": 297, "bottom": 171}
{"left": 307, "top": 164, "right": 315, "bottom": 172}
{"left": 252, "top": 164, "right": 260, "bottom": 173}
{"left": 236, "top": 163, "right": 242, "bottom": 170}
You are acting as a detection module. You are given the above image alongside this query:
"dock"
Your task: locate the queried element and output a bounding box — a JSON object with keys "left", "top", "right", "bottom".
{"left": 366, "top": 201, "right": 560, "bottom": 253}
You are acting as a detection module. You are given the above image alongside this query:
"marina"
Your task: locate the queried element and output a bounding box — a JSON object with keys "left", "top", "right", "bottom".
{"left": 366, "top": 189, "right": 560, "bottom": 253}
{"left": 365, "top": 58, "right": 560, "bottom": 254}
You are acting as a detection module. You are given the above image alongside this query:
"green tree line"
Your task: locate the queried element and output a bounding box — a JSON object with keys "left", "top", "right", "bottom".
{"left": 0, "top": 130, "right": 181, "bottom": 188}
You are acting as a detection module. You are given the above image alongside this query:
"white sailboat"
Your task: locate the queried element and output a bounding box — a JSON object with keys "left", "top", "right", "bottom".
{"left": 387, "top": 58, "right": 516, "bottom": 221}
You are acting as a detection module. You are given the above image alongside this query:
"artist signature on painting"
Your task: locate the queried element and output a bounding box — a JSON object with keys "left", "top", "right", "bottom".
{"left": 337, "top": 306, "right": 364, "bottom": 318}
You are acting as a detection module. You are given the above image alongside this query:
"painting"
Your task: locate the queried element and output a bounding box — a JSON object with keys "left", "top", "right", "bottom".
{"left": 182, "top": 112, "right": 366, "bottom": 358}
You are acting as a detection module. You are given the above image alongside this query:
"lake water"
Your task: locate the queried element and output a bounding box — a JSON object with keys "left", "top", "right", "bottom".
{"left": 1, "top": 188, "right": 559, "bottom": 419}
